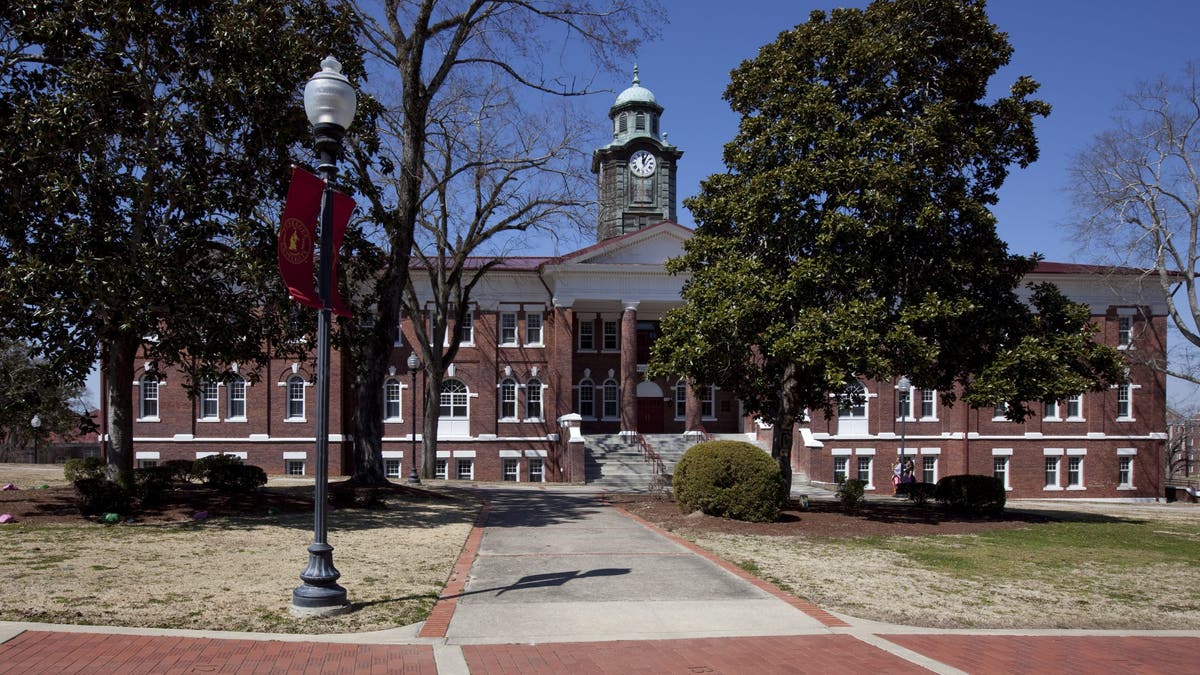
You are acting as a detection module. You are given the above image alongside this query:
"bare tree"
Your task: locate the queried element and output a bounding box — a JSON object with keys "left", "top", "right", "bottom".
{"left": 1072, "top": 62, "right": 1200, "bottom": 384}
{"left": 342, "top": 0, "right": 664, "bottom": 483}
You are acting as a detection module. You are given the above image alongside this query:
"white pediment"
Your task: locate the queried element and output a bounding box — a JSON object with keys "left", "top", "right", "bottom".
{"left": 565, "top": 222, "right": 692, "bottom": 266}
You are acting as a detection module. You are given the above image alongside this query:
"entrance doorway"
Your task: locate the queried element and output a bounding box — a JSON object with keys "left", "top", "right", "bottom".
{"left": 636, "top": 381, "right": 665, "bottom": 433}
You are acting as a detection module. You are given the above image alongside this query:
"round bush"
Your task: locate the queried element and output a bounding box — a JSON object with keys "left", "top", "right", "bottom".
{"left": 934, "top": 474, "right": 1006, "bottom": 514}
{"left": 673, "top": 440, "right": 785, "bottom": 522}
{"left": 64, "top": 457, "right": 106, "bottom": 482}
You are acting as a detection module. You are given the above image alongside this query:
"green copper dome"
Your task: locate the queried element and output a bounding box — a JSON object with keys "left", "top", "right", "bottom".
{"left": 614, "top": 65, "right": 658, "bottom": 107}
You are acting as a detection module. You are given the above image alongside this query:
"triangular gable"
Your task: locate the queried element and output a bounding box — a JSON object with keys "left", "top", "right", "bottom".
{"left": 556, "top": 221, "right": 692, "bottom": 266}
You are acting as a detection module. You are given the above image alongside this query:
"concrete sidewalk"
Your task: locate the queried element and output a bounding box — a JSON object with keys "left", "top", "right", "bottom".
{"left": 2, "top": 484, "right": 1198, "bottom": 673}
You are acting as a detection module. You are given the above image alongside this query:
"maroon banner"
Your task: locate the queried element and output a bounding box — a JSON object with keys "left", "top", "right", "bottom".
{"left": 329, "top": 190, "right": 355, "bottom": 318}
{"left": 277, "top": 166, "right": 323, "bottom": 309}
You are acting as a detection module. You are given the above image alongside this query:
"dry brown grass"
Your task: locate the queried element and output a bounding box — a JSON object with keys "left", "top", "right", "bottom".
{"left": 0, "top": 465, "right": 477, "bottom": 634}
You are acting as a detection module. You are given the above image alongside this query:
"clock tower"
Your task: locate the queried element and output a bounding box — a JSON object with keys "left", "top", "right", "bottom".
{"left": 592, "top": 67, "right": 684, "bottom": 241}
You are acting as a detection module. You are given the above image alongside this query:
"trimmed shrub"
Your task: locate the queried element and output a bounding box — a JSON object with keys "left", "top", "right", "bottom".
{"left": 64, "top": 457, "right": 106, "bottom": 482}
{"left": 73, "top": 478, "right": 132, "bottom": 516}
{"left": 673, "top": 440, "right": 785, "bottom": 523}
{"left": 836, "top": 478, "right": 866, "bottom": 514}
{"left": 207, "top": 464, "right": 267, "bottom": 492}
{"left": 902, "top": 482, "right": 936, "bottom": 506}
{"left": 133, "top": 466, "right": 176, "bottom": 506}
{"left": 192, "top": 453, "right": 245, "bottom": 483}
{"left": 161, "top": 459, "right": 196, "bottom": 483}
{"left": 934, "top": 475, "right": 1006, "bottom": 514}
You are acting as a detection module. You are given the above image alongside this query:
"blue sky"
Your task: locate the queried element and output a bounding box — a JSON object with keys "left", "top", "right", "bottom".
{"left": 580, "top": 0, "right": 1200, "bottom": 264}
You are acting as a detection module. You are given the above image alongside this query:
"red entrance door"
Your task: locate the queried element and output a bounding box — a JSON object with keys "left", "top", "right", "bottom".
{"left": 637, "top": 396, "right": 665, "bottom": 433}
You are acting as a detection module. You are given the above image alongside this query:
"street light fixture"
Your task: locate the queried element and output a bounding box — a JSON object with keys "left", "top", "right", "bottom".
{"left": 407, "top": 352, "right": 422, "bottom": 485}
{"left": 30, "top": 414, "right": 41, "bottom": 464}
{"left": 897, "top": 376, "right": 912, "bottom": 489}
{"left": 291, "top": 56, "right": 356, "bottom": 618}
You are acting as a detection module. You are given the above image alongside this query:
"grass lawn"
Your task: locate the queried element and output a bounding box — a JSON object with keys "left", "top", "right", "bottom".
{"left": 690, "top": 503, "right": 1200, "bottom": 629}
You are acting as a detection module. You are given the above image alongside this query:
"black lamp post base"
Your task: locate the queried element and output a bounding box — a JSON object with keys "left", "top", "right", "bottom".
{"left": 406, "top": 471, "right": 421, "bottom": 485}
{"left": 290, "top": 543, "right": 349, "bottom": 617}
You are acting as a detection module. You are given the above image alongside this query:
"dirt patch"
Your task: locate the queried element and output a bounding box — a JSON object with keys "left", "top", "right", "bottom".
{"left": 605, "top": 494, "right": 1052, "bottom": 538}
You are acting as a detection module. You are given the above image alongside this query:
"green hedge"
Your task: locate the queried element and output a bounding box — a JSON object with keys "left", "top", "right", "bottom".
{"left": 673, "top": 440, "right": 785, "bottom": 523}
{"left": 934, "top": 474, "right": 1006, "bottom": 514}
{"left": 64, "top": 457, "right": 106, "bottom": 482}
{"left": 193, "top": 454, "right": 266, "bottom": 492}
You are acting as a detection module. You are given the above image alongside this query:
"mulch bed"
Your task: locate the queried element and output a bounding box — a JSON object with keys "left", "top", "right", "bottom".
{"left": 605, "top": 494, "right": 1054, "bottom": 538}
{"left": 0, "top": 480, "right": 451, "bottom": 526}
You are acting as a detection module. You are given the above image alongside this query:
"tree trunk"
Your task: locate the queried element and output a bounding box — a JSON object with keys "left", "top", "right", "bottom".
{"left": 421, "top": 369, "right": 442, "bottom": 480}
{"left": 770, "top": 364, "right": 801, "bottom": 498}
{"left": 103, "top": 333, "right": 138, "bottom": 489}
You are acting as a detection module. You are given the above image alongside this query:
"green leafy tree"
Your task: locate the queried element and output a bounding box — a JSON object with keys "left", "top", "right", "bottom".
{"left": 0, "top": 1, "right": 362, "bottom": 486}
{"left": 649, "top": 0, "right": 1122, "bottom": 485}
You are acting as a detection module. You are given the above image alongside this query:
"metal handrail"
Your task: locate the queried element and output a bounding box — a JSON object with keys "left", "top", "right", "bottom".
{"left": 636, "top": 433, "right": 665, "bottom": 476}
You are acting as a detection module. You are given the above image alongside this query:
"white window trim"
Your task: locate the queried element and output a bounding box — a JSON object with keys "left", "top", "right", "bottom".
{"left": 700, "top": 384, "right": 717, "bottom": 421}
{"left": 383, "top": 378, "right": 405, "bottom": 423}
{"left": 1043, "top": 400, "right": 1061, "bottom": 422}
{"left": 1044, "top": 453, "right": 1063, "bottom": 491}
{"left": 856, "top": 455, "right": 875, "bottom": 490}
{"left": 1117, "top": 450, "right": 1136, "bottom": 489}
{"left": 524, "top": 379, "right": 545, "bottom": 422}
{"left": 502, "top": 457, "right": 521, "bottom": 482}
{"left": 198, "top": 381, "right": 220, "bottom": 422}
{"left": 992, "top": 450, "right": 1012, "bottom": 491}
{"left": 1066, "top": 454, "right": 1085, "bottom": 490}
{"left": 524, "top": 312, "right": 544, "bottom": 348}
{"left": 576, "top": 380, "right": 597, "bottom": 421}
{"left": 227, "top": 378, "right": 248, "bottom": 422}
{"left": 1065, "top": 394, "right": 1085, "bottom": 422}
{"left": 500, "top": 312, "right": 519, "bottom": 347}
{"left": 456, "top": 458, "right": 475, "bottom": 481}
{"left": 1117, "top": 315, "right": 1134, "bottom": 351}
{"left": 1114, "top": 382, "right": 1139, "bottom": 422}
{"left": 601, "top": 319, "right": 620, "bottom": 352}
{"left": 578, "top": 319, "right": 595, "bottom": 351}
{"left": 992, "top": 402, "right": 1010, "bottom": 422}
{"left": 919, "top": 389, "right": 938, "bottom": 421}
{"left": 895, "top": 387, "right": 915, "bottom": 422}
{"left": 498, "top": 378, "right": 519, "bottom": 422}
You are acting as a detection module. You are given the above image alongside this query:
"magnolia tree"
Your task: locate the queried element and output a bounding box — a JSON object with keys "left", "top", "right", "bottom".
{"left": 649, "top": 0, "right": 1123, "bottom": 486}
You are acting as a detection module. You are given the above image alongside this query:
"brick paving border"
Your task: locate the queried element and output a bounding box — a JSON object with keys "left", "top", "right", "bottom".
{"left": 883, "top": 634, "right": 1200, "bottom": 675}
{"left": 418, "top": 498, "right": 492, "bottom": 638}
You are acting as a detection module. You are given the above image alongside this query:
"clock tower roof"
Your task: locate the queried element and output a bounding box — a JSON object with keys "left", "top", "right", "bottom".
{"left": 613, "top": 65, "right": 658, "bottom": 108}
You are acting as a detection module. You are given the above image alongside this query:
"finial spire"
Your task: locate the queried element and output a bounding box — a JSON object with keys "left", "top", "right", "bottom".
{"left": 632, "top": 64, "right": 640, "bottom": 86}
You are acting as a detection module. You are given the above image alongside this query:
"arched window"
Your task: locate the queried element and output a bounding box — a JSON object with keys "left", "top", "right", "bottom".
{"left": 499, "top": 378, "right": 518, "bottom": 419}
{"left": 384, "top": 378, "right": 402, "bottom": 420}
{"left": 286, "top": 375, "right": 306, "bottom": 420}
{"left": 838, "top": 381, "right": 868, "bottom": 435}
{"left": 578, "top": 378, "right": 595, "bottom": 418}
{"left": 526, "top": 378, "right": 543, "bottom": 420}
{"left": 139, "top": 374, "right": 160, "bottom": 419}
{"left": 199, "top": 380, "right": 219, "bottom": 420}
{"left": 602, "top": 379, "right": 619, "bottom": 419}
{"left": 674, "top": 380, "right": 687, "bottom": 419}
{"left": 440, "top": 379, "right": 469, "bottom": 418}
{"left": 227, "top": 375, "right": 246, "bottom": 420}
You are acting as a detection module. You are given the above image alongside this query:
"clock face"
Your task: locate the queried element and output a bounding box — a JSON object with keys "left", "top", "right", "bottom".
{"left": 629, "top": 150, "right": 657, "bottom": 177}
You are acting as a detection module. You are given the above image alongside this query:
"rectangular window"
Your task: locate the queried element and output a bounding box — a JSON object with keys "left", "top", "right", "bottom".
{"left": 674, "top": 382, "right": 687, "bottom": 419}
{"left": 578, "top": 383, "right": 595, "bottom": 418}
{"left": 455, "top": 311, "right": 474, "bottom": 345}
{"left": 1118, "top": 456, "right": 1133, "bottom": 487}
{"left": 525, "top": 313, "right": 543, "bottom": 345}
{"left": 500, "top": 313, "right": 518, "bottom": 346}
{"left": 385, "top": 459, "right": 401, "bottom": 478}
{"left": 857, "top": 457, "right": 872, "bottom": 484}
{"left": 833, "top": 457, "right": 849, "bottom": 483}
{"left": 137, "top": 459, "right": 158, "bottom": 469}
{"left": 500, "top": 380, "right": 517, "bottom": 419}
{"left": 923, "top": 456, "right": 937, "bottom": 484}
{"left": 1044, "top": 400, "right": 1060, "bottom": 420}
{"left": 1117, "top": 384, "right": 1132, "bottom": 419}
{"left": 602, "top": 320, "right": 619, "bottom": 350}
{"left": 200, "top": 381, "right": 219, "bottom": 419}
{"left": 285, "top": 460, "right": 305, "bottom": 476}
{"left": 526, "top": 381, "right": 543, "bottom": 420}
{"left": 920, "top": 390, "right": 936, "bottom": 419}
{"left": 456, "top": 459, "right": 474, "bottom": 480}
{"left": 700, "top": 385, "right": 715, "bottom": 418}
{"left": 1067, "top": 394, "right": 1083, "bottom": 420}
{"left": 529, "top": 458, "right": 545, "bottom": 482}
{"left": 1118, "top": 316, "right": 1133, "bottom": 347}
{"left": 141, "top": 378, "right": 159, "bottom": 419}
{"left": 384, "top": 380, "right": 402, "bottom": 420}
{"left": 228, "top": 379, "right": 246, "bottom": 419}
{"left": 394, "top": 313, "right": 404, "bottom": 347}
{"left": 993, "top": 402, "right": 1008, "bottom": 420}
{"left": 993, "top": 456, "right": 1009, "bottom": 489}
{"left": 578, "top": 320, "right": 595, "bottom": 350}
{"left": 1067, "top": 457, "right": 1083, "bottom": 487}
{"left": 1045, "top": 457, "right": 1060, "bottom": 488}
{"left": 897, "top": 389, "right": 913, "bottom": 419}
{"left": 602, "top": 381, "right": 619, "bottom": 418}
{"left": 503, "top": 459, "right": 519, "bottom": 482}
{"left": 435, "top": 459, "right": 448, "bottom": 480}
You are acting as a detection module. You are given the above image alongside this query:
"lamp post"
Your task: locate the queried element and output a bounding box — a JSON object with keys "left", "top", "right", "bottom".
{"left": 407, "top": 352, "right": 422, "bottom": 484}
{"left": 291, "top": 56, "right": 356, "bottom": 618}
{"left": 30, "top": 414, "right": 41, "bottom": 464}
{"left": 897, "top": 376, "right": 912, "bottom": 489}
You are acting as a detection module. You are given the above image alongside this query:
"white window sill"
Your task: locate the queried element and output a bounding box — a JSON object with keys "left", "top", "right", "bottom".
{"left": 498, "top": 417, "right": 520, "bottom": 423}
{"left": 284, "top": 418, "right": 307, "bottom": 423}
{"left": 1116, "top": 417, "right": 1135, "bottom": 422}
{"left": 919, "top": 416, "right": 939, "bottom": 422}
{"left": 1065, "top": 417, "right": 1085, "bottom": 422}
{"left": 523, "top": 418, "right": 545, "bottom": 424}
{"left": 1117, "top": 485, "right": 1137, "bottom": 491}
{"left": 523, "top": 343, "right": 545, "bottom": 348}
{"left": 197, "top": 418, "right": 220, "bottom": 423}
{"left": 991, "top": 417, "right": 1010, "bottom": 422}
{"left": 1043, "top": 417, "right": 1062, "bottom": 422}
{"left": 701, "top": 416, "right": 718, "bottom": 421}
{"left": 1067, "top": 485, "right": 1086, "bottom": 491}
{"left": 137, "top": 417, "right": 160, "bottom": 423}
{"left": 1043, "top": 485, "right": 1063, "bottom": 491}
{"left": 499, "top": 343, "right": 519, "bottom": 348}
{"left": 226, "top": 417, "right": 247, "bottom": 423}
{"left": 383, "top": 417, "right": 404, "bottom": 424}
{"left": 895, "top": 416, "right": 916, "bottom": 422}
{"left": 1118, "top": 345, "right": 1134, "bottom": 351}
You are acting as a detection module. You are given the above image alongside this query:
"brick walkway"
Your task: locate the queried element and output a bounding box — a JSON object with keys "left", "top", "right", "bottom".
{"left": 0, "top": 631, "right": 437, "bottom": 675}
{"left": 883, "top": 634, "right": 1200, "bottom": 675}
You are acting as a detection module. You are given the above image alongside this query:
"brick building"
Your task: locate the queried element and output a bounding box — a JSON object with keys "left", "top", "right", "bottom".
{"left": 115, "top": 72, "right": 1168, "bottom": 499}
